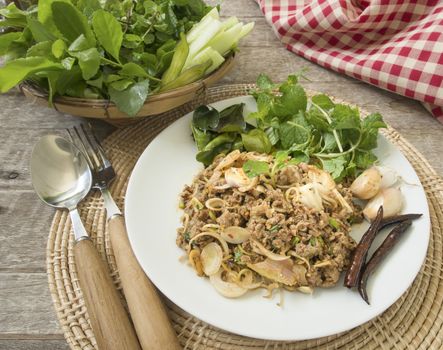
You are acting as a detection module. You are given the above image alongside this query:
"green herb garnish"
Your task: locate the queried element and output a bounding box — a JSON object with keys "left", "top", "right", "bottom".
{"left": 329, "top": 218, "right": 340, "bottom": 230}
{"left": 190, "top": 73, "right": 386, "bottom": 180}
{"left": 269, "top": 225, "right": 281, "bottom": 233}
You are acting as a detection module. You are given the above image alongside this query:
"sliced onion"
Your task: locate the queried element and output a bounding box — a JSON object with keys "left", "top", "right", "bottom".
{"left": 239, "top": 176, "right": 259, "bottom": 192}
{"left": 202, "top": 223, "right": 220, "bottom": 231}
{"left": 214, "top": 150, "right": 241, "bottom": 171}
{"left": 225, "top": 167, "right": 251, "bottom": 188}
{"left": 237, "top": 269, "right": 262, "bottom": 289}
{"left": 200, "top": 242, "right": 223, "bottom": 276}
{"left": 209, "top": 268, "right": 248, "bottom": 298}
{"left": 189, "top": 232, "right": 230, "bottom": 256}
{"left": 221, "top": 226, "right": 251, "bottom": 244}
{"left": 205, "top": 198, "right": 226, "bottom": 211}
{"left": 332, "top": 188, "right": 353, "bottom": 213}
{"left": 306, "top": 166, "right": 336, "bottom": 191}
{"left": 297, "top": 286, "right": 313, "bottom": 294}
{"left": 251, "top": 239, "right": 290, "bottom": 261}
{"left": 248, "top": 259, "right": 297, "bottom": 286}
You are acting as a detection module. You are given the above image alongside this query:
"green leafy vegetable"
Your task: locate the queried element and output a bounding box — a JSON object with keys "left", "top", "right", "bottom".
{"left": 92, "top": 9, "right": 122, "bottom": 63}
{"left": 190, "top": 73, "right": 386, "bottom": 182}
{"left": 243, "top": 160, "right": 269, "bottom": 178}
{"left": 109, "top": 80, "right": 150, "bottom": 117}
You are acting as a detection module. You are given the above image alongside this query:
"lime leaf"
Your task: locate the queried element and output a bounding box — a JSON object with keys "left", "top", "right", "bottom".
{"left": 241, "top": 129, "right": 272, "bottom": 153}
{"left": 92, "top": 9, "right": 123, "bottom": 63}
{"left": 192, "top": 105, "right": 220, "bottom": 131}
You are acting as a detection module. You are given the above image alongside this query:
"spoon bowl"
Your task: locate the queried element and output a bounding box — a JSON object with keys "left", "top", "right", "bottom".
{"left": 31, "top": 135, "right": 92, "bottom": 210}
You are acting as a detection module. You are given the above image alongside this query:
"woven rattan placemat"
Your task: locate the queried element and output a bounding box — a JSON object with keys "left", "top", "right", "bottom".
{"left": 47, "top": 84, "right": 443, "bottom": 350}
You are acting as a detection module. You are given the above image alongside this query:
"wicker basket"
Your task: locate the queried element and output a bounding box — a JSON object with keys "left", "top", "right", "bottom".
{"left": 20, "top": 55, "right": 235, "bottom": 127}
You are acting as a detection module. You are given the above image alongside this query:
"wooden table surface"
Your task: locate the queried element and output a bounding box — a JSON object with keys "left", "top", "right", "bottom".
{"left": 1, "top": 1, "right": 442, "bottom": 349}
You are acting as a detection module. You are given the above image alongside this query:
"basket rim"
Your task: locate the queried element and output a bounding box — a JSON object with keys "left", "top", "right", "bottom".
{"left": 20, "top": 54, "right": 235, "bottom": 107}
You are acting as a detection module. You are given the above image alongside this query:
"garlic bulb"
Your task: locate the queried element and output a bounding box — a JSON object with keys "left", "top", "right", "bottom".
{"left": 363, "top": 187, "right": 403, "bottom": 220}
{"left": 350, "top": 167, "right": 382, "bottom": 200}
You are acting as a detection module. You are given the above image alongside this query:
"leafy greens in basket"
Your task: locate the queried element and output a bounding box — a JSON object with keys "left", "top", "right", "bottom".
{"left": 191, "top": 73, "right": 387, "bottom": 181}
{"left": 0, "top": 1, "right": 254, "bottom": 116}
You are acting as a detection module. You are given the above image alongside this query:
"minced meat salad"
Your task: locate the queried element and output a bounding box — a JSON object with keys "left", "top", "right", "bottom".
{"left": 176, "top": 150, "right": 362, "bottom": 298}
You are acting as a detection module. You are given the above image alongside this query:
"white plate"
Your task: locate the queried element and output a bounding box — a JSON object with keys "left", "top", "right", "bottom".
{"left": 125, "top": 96, "right": 430, "bottom": 341}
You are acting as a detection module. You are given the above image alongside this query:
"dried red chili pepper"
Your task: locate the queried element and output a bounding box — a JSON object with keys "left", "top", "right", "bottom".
{"left": 379, "top": 213, "right": 422, "bottom": 230}
{"left": 344, "top": 206, "right": 383, "bottom": 288}
{"left": 358, "top": 219, "right": 412, "bottom": 304}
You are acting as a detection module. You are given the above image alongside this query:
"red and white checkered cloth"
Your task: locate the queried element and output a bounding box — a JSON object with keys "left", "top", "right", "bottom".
{"left": 256, "top": 0, "right": 443, "bottom": 123}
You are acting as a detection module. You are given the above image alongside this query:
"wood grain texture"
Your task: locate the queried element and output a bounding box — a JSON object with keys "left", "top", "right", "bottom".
{"left": 74, "top": 239, "right": 141, "bottom": 350}
{"left": 109, "top": 215, "right": 181, "bottom": 350}
{"left": 0, "top": 0, "right": 442, "bottom": 348}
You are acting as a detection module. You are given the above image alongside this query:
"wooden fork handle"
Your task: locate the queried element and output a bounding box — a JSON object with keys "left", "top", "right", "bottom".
{"left": 109, "top": 215, "right": 182, "bottom": 350}
{"left": 74, "top": 239, "right": 141, "bottom": 350}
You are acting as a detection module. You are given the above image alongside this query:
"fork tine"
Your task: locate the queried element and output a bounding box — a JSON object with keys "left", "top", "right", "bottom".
{"left": 76, "top": 124, "right": 103, "bottom": 172}
{"left": 67, "top": 126, "right": 95, "bottom": 171}
{"left": 84, "top": 123, "right": 112, "bottom": 168}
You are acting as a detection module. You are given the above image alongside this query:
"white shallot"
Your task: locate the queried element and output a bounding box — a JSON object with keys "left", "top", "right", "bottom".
{"left": 363, "top": 187, "right": 403, "bottom": 220}
{"left": 251, "top": 239, "right": 290, "bottom": 261}
{"left": 298, "top": 183, "right": 324, "bottom": 211}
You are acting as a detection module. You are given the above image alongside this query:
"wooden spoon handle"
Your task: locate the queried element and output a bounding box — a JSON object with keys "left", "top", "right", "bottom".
{"left": 74, "top": 239, "right": 141, "bottom": 350}
{"left": 109, "top": 215, "right": 182, "bottom": 350}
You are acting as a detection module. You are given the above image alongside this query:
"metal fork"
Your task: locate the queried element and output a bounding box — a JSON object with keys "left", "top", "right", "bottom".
{"left": 67, "top": 124, "right": 181, "bottom": 350}
{"left": 67, "top": 124, "right": 121, "bottom": 219}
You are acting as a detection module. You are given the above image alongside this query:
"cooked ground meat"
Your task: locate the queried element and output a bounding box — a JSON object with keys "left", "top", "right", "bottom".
{"left": 177, "top": 151, "right": 361, "bottom": 296}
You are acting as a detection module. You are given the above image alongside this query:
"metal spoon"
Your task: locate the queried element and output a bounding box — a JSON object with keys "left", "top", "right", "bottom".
{"left": 31, "top": 135, "right": 141, "bottom": 350}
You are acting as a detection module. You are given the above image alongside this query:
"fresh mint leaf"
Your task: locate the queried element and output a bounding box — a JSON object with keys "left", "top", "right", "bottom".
{"left": 241, "top": 129, "right": 272, "bottom": 153}
{"left": 109, "top": 79, "right": 150, "bottom": 117}
{"left": 331, "top": 104, "right": 361, "bottom": 130}
{"left": 321, "top": 156, "right": 348, "bottom": 181}
{"left": 362, "top": 112, "right": 387, "bottom": 130}
{"left": 279, "top": 115, "right": 310, "bottom": 149}
{"left": 311, "top": 94, "right": 334, "bottom": 110}
{"left": 322, "top": 132, "right": 338, "bottom": 152}
{"left": 243, "top": 160, "right": 269, "bottom": 178}
{"left": 354, "top": 150, "right": 377, "bottom": 169}
{"left": 52, "top": 1, "right": 95, "bottom": 44}
{"left": 306, "top": 106, "right": 330, "bottom": 131}
{"left": 92, "top": 9, "right": 123, "bottom": 63}
{"left": 278, "top": 81, "right": 307, "bottom": 116}
{"left": 289, "top": 151, "right": 309, "bottom": 164}
{"left": 192, "top": 105, "right": 220, "bottom": 131}
{"left": 256, "top": 73, "right": 274, "bottom": 90}
{"left": 0, "top": 57, "right": 63, "bottom": 93}
{"left": 265, "top": 127, "right": 279, "bottom": 145}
